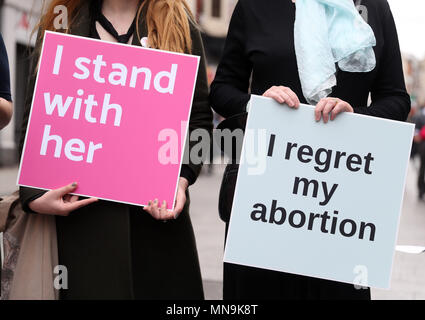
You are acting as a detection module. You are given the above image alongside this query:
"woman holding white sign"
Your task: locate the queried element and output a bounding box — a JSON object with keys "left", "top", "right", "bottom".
{"left": 210, "top": 0, "right": 410, "bottom": 299}
{"left": 18, "top": 0, "right": 213, "bottom": 299}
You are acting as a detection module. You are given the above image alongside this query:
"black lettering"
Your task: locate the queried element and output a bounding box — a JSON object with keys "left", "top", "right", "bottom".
{"left": 250, "top": 203, "right": 268, "bottom": 222}
{"left": 340, "top": 219, "right": 357, "bottom": 237}
{"left": 269, "top": 200, "right": 287, "bottom": 225}
{"left": 308, "top": 213, "right": 321, "bottom": 230}
{"left": 289, "top": 210, "right": 306, "bottom": 228}
{"left": 314, "top": 148, "right": 332, "bottom": 173}
{"left": 320, "top": 211, "right": 330, "bottom": 233}
{"left": 347, "top": 154, "right": 362, "bottom": 172}
{"left": 320, "top": 182, "right": 338, "bottom": 206}
{"left": 298, "top": 145, "right": 313, "bottom": 163}
{"left": 267, "top": 134, "right": 276, "bottom": 157}
{"left": 293, "top": 177, "right": 319, "bottom": 198}
{"left": 364, "top": 153, "right": 374, "bottom": 174}
{"left": 359, "top": 222, "right": 376, "bottom": 241}
{"left": 330, "top": 211, "right": 339, "bottom": 234}
{"left": 334, "top": 151, "right": 346, "bottom": 169}
{"left": 285, "top": 142, "right": 298, "bottom": 160}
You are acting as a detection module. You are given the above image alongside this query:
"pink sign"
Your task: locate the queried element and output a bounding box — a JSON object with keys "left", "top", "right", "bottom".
{"left": 18, "top": 31, "right": 200, "bottom": 209}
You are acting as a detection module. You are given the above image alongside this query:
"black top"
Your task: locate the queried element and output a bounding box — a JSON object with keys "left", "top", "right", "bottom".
{"left": 209, "top": 0, "right": 410, "bottom": 121}
{"left": 87, "top": 4, "right": 198, "bottom": 184}
{"left": 0, "top": 33, "right": 12, "bottom": 102}
{"left": 90, "top": 0, "right": 137, "bottom": 44}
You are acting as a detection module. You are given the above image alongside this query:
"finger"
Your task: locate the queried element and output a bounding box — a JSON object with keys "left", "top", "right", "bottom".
{"left": 322, "top": 100, "right": 337, "bottom": 123}
{"left": 279, "top": 91, "right": 295, "bottom": 107}
{"left": 330, "top": 102, "right": 345, "bottom": 121}
{"left": 54, "top": 182, "right": 78, "bottom": 197}
{"left": 315, "top": 99, "right": 326, "bottom": 122}
{"left": 158, "top": 200, "right": 166, "bottom": 220}
{"left": 143, "top": 200, "right": 152, "bottom": 210}
{"left": 159, "top": 200, "right": 173, "bottom": 221}
{"left": 265, "top": 91, "right": 285, "bottom": 104}
{"left": 64, "top": 197, "right": 98, "bottom": 212}
{"left": 281, "top": 87, "right": 300, "bottom": 108}
{"left": 69, "top": 195, "right": 79, "bottom": 202}
{"left": 262, "top": 88, "right": 275, "bottom": 98}
{"left": 150, "top": 199, "right": 160, "bottom": 220}
{"left": 143, "top": 200, "right": 153, "bottom": 214}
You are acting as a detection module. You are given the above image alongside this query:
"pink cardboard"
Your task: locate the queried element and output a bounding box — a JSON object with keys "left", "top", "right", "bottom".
{"left": 18, "top": 31, "right": 200, "bottom": 209}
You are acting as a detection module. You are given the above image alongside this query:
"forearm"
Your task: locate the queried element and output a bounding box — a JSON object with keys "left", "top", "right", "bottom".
{"left": 210, "top": 83, "right": 250, "bottom": 118}
{"left": 0, "top": 97, "right": 12, "bottom": 130}
{"left": 19, "top": 186, "right": 47, "bottom": 213}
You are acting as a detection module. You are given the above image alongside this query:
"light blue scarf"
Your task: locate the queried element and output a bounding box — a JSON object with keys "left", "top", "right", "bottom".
{"left": 294, "top": 0, "right": 376, "bottom": 104}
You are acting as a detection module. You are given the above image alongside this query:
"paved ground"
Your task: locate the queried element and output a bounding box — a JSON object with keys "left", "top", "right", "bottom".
{"left": 1, "top": 159, "right": 425, "bottom": 300}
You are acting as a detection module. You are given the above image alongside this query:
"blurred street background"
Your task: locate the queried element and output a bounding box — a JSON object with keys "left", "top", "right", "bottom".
{"left": 1, "top": 0, "right": 425, "bottom": 299}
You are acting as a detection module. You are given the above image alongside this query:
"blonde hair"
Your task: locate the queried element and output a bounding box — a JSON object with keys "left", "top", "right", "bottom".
{"left": 139, "top": 0, "right": 194, "bottom": 53}
{"left": 34, "top": 0, "right": 194, "bottom": 53}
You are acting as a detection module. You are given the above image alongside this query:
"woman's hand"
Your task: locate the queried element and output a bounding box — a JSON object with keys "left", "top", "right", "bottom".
{"left": 143, "top": 177, "right": 189, "bottom": 221}
{"left": 0, "top": 98, "right": 13, "bottom": 130}
{"left": 28, "top": 182, "right": 99, "bottom": 216}
{"left": 315, "top": 97, "right": 354, "bottom": 123}
{"left": 263, "top": 86, "right": 300, "bottom": 108}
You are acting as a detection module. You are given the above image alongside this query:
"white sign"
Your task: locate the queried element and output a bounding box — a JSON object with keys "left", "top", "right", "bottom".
{"left": 224, "top": 95, "right": 414, "bottom": 289}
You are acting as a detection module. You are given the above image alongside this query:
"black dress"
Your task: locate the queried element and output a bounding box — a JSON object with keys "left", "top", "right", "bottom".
{"left": 210, "top": 0, "right": 410, "bottom": 300}
{"left": 19, "top": 2, "right": 213, "bottom": 299}
{"left": 0, "top": 33, "right": 11, "bottom": 102}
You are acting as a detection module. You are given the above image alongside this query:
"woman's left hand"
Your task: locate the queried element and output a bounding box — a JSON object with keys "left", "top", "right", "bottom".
{"left": 143, "top": 177, "right": 189, "bottom": 221}
{"left": 315, "top": 97, "right": 354, "bottom": 123}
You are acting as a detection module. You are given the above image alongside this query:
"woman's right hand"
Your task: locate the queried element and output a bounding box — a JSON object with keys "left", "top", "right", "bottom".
{"left": 263, "top": 86, "right": 300, "bottom": 108}
{"left": 28, "top": 182, "right": 98, "bottom": 216}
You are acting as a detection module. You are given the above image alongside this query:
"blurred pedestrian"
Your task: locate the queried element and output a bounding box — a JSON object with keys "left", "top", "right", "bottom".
{"left": 412, "top": 105, "right": 425, "bottom": 199}
{"left": 18, "top": 0, "right": 212, "bottom": 299}
{"left": 210, "top": 0, "right": 410, "bottom": 300}
{"left": 0, "top": 33, "right": 13, "bottom": 130}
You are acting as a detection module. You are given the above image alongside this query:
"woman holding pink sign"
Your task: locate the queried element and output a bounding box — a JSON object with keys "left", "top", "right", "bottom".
{"left": 18, "top": 0, "right": 212, "bottom": 299}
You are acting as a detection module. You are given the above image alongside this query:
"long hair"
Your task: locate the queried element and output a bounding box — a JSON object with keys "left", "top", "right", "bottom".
{"left": 34, "top": 0, "right": 194, "bottom": 53}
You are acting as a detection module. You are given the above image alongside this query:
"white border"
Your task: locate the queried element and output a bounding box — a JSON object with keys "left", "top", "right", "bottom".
{"left": 17, "top": 31, "right": 201, "bottom": 210}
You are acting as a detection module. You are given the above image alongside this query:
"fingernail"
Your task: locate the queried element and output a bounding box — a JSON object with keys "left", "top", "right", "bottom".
{"left": 72, "top": 182, "right": 77, "bottom": 187}
{"left": 148, "top": 201, "right": 152, "bottom": 206}
{"left": 154, "top": 199, "right": 158, "bottom": 204}
{"left": 163, "top": 200, "right": 166, "bottom": 206}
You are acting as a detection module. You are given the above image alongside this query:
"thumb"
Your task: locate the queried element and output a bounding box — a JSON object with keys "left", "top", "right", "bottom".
{"left": 55, "top": 182, "right": 78, "bottom": 196}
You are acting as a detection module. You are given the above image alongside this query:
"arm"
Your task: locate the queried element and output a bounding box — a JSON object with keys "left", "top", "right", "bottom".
{"left": 19, "top": 31, "right": 97, "bottom": 215}
{"left": 0, "top": 98, "right": 12, "bottom": 130}
{"left": 209, "top": 1, "right": 252, "bottom": 118}
{"left": 0, "top": 34, "right": 12, "bottom": 130}
{"left": 179, "top": 22, "right": 214, "bottom": 186}
{"left": 354, "top": 0, "right": 411, "bottom": 121}
{"left": 144, "top": 21, "right": 213, "bottom": 220}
